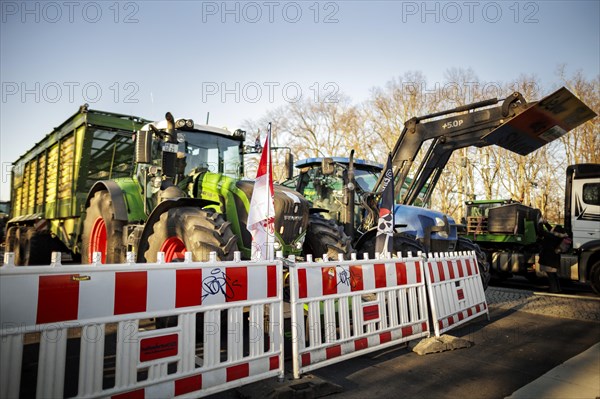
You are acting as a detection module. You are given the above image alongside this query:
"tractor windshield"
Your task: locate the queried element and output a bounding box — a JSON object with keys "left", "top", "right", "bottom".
{"left": 298, "top": 165, "right": 380, "bottom": 217}
{"left": 180, "top": 131, "right": 242, "bottom": 178}
{"left": 354, "top": 168, "right": 380, "bottom": 192}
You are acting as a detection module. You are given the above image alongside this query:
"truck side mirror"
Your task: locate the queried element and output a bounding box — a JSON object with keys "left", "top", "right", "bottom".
{"left": 285, "top": 153, "right": 294, "bottom": 180}
{"left": 322, "top": 158, "right": 335, "bottom": 175}
{"left": 135, "top": 130, "right": 152, "bottom": 164}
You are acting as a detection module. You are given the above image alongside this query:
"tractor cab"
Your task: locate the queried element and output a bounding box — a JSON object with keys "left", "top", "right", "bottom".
{"left": 294, "top": 157, "right": 382, "bottom": 224}
{"left": 135, "top": 114, "right": 246, "bottom": 213}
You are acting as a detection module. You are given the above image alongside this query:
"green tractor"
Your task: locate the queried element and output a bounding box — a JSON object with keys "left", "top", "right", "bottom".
{"left": 462, "top": 199, "right": 543, "bottom": 279}
{"left": 81, "top": 113, "right": 352, "bottom": 264}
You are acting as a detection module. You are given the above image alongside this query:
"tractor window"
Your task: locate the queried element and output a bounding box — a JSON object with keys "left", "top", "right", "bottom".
{"left": 354, "top": 169, "right": 380, "bottom": 192}
{"left": 182, "top": 131, "right": 242, "bottom": 178}
{"left": 582, "top": 183, "right": 600, "bottom": 206}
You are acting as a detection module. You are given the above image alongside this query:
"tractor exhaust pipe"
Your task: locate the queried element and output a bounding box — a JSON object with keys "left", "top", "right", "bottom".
{"left": 162, "top": 112, "right": 177, "bottom": 180}
{"left": 344, "top": 150, "right": 356, "bottom": 240}
{"left": 165, "top": 112, "right": 177, "bottom": 143}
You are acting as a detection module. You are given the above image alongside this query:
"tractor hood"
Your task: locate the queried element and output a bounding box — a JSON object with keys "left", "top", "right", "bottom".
{"left": 234, "top": 180, "right": 311, "bottom": 250}
{"left": 393, "top": 204, "right": 457, "bottom": 243}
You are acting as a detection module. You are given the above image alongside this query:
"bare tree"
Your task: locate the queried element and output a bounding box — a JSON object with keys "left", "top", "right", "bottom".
{"left": 556, "top": 65, "right": 600, "bottom": 165}
{"left": 244, "top": 66, "right": 598, "bottom": 225}
{"left": 242, "top": 94, "right": 368, "bottom": 181}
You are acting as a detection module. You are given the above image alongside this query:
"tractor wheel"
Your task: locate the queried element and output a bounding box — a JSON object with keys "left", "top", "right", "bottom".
{"left": 81, "top": 191, "right": 126, "bottom": 264}
{"left": 590, "top": 261, "right": 600, "bottom": 295}
{"left": 144, "top": 207, "right": 238, "bottom": 263}
{"left": 360, "top": 232, "right": 425, "bottom": 259}
{"left": 457, "top": 237, "right": 491, "bottom": 290}
{"left": 303, "top": 213, "right": 353, "bottom": 261}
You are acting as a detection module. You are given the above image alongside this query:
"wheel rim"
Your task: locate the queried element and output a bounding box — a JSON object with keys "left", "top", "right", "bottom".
{"left": 89, "top": 217, "right": 107, "bottom": 264}
{"left": 160, "top": 237, "right": 187, "bottom": 262}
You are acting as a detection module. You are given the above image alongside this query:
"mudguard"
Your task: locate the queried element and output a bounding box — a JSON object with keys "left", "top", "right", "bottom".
{"left": 86, "top": 181, "right": 129, "bottom": 221}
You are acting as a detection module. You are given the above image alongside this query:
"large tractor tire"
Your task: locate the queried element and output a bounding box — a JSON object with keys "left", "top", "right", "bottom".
{"left": 81, "top": 191, "right": 127, "bottom": 264}
{"left": 360, "top": 232, "right": 425, "bottom": 259}
{"left": 457, "top": 237, "right": 491, "bottom": 290}
{"left": 144, "top": 207, "right": 238, "bottom": 263}
{"left": 303, "top": 213, "right": 354, "bottom": 261}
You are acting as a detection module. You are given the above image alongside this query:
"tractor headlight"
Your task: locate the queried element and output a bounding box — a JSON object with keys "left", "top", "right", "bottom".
{"left": 295, "top": 241, "right": 304, "bottom": 250}
{"left": 176, "top": 132, "right": 186, "bottom": 143}
{"left": 274, "top": 241, "right": 282, "bottom": 250}
{"left": 175, "top": 119, "right": 186, "bottom": 129}
{"left": 186, "top": 119, "right": 194, "bottom": 128}
{"left": 435, "top": 217, "right": 448, "bottom": 238}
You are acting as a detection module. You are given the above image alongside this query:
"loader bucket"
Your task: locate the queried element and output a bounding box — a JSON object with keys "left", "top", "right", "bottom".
{"left": 483, "top": 87, "right": 597, "bottom": 155}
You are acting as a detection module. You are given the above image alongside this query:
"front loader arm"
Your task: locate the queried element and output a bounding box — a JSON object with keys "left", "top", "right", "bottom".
{"left": 377, "top": 87, "right": 595, "bottom": 206}
{"left": 383, "top": 94, "right": 525, "bottom": 203}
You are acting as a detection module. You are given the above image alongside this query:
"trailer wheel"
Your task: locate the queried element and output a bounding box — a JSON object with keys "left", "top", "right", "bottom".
{"left": 82, "top": 191, "right": 126, "bottom": 264}
{"left": 590, "top": 261, "right": 600, "bottom": 295}
{"left": 5, "top": 226, "right": 22, "bottom": 265}
{"left": 144, "top": 207, "right": 238, "bottom": 262}
{"left": 303, "top": 213, "right": 354, "bottom": 260}
{"left": 21, "top": 228, "right": 56, "bottom": 265}
{"left": 457, "top": 237, "right": 491, "bottom": 290}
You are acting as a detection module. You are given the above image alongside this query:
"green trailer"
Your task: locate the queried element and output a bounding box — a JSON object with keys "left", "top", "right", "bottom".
{"left": 5, "top": 104, "right": 150, "bottom": 264}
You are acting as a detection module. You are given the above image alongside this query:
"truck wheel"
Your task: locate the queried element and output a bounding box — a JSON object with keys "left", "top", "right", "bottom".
{"left": 81, "top": 191, "right": 126, "bottom": 264}
{"left": 457, "top": 237, "right": 491, "bottom": 290}
{"left": 590, "top": 261, "right": 600, "bottom": 295}
{"left": 303, "top": 213, "right": 353, "bottom": 260}
{"left": 144, "top": 207, "right": 238, "bottom": 262}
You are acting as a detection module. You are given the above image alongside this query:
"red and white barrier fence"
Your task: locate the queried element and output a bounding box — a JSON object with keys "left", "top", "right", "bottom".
{"left": 0, "top": 251, "right": 284, "bottom": 399}
{"left": 425, "top": 251, "right": 489, "bottom": 337}
{"left": 288, "top": 252, "right": 429, "bottom": 379}
{"left": 1, "top": 249, "right": 490, "bottom": 396}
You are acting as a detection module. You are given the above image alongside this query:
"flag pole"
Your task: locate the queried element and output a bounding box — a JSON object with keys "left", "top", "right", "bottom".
{"left": 267, "top": 122, "right": 273, "bottom": 259}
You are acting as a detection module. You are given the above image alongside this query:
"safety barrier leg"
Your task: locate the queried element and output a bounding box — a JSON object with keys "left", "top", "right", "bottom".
{"left": 115, "top": 320, "right": 139, "bottom": 389}
{"left": 180, "top": 313, "right": 197, "bottom": 373}
{"left": 78, "top": 324, "right": 106, "bottom": 397}
{"left": 1, "top": 333, "right": 23, "bottom": 398}
{"left": 36, "top": 328, "right": 67, "bottom": 399}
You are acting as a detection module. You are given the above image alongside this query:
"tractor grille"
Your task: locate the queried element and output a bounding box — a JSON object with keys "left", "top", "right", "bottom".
{"left": 273, "top": 186, "right": 310, "bottom": 244}
{"left": 430, "top": 239, "right": 456, "bottom": 253}
{"left": 235, "top": 181, "right": 309, "bottom": 247}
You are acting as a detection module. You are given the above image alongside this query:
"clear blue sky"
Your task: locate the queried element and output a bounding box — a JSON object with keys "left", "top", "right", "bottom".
{"left": 1, "top": 0, "right": 598, "bottom": 200}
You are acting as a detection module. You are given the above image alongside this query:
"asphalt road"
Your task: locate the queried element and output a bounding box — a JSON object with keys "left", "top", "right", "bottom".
{"left": 218, "top": 286, "right": 600, "bottom": 399}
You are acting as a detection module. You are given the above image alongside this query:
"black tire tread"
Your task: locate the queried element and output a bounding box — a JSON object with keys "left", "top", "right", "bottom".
{"left": 457, "top": 236, "right": 491, "bottom": 290}
{"left": 144, "top": 207, "right": 238, "bottom": 262}
{"left": 590, "top": 261, "right": 600, "bottom": 295}
{"left": 303, "top": 213, "right": 353, "bottom": 260}
{"left": 81, "top": 190, "right": 126, "bottom": 264}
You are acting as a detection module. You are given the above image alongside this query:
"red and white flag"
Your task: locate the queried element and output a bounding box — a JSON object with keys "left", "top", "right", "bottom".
{"left": 248, "top": 123, "right": 276, "bottom": 261}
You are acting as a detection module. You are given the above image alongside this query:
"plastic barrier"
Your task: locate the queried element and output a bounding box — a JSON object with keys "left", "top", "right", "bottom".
{"left": 425, "top": 251, "right": 489, "bottom": 337}
{"left": 0, "top": 252, "right": 284, "bottom": 399}
{"left": 288, "top": 253, "right": 429, "bottom": 379}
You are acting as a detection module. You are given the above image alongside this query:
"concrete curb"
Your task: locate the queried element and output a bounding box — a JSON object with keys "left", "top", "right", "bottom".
{"left": 506, "top": 342, "right": 600, "bottom": 399}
